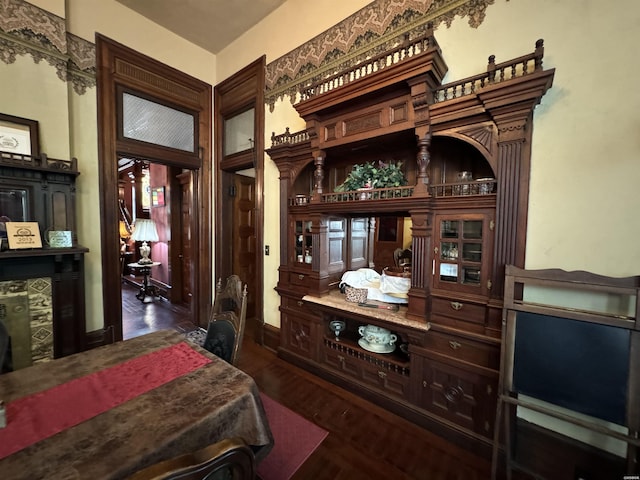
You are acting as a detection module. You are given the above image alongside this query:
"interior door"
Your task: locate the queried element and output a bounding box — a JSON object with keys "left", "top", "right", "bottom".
{"left": 233, "top": 173, "right": 256, "bottom": 319}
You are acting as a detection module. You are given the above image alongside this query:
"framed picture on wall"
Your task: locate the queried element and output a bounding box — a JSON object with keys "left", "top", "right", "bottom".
{"left": 151, "top": 186, "right": 165, "bottom": 207}
{"left": 0, "top": 113, "right": 40, "bottom": 157}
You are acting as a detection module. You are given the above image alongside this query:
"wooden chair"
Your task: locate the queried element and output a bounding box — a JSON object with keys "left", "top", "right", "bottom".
{"left": 393, "top": 248, "right": 412, "bottom": 268}
{"left": 127, "top": 437, "right": 255, "bottom": 480}
{"left": 203, "top": 275, "right": 248, "bottom": 366}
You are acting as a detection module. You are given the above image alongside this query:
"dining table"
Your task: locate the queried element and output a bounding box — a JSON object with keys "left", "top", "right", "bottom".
{"left": 0, "top": 329, "right": 274, "bottom": 479}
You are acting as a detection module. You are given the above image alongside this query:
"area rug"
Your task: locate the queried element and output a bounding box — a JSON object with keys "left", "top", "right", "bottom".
{"left": 258, "top": 392, "right": 328, "bottom": 480}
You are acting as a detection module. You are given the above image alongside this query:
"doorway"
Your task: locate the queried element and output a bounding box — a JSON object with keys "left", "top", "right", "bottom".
{"left": 214, "top": 57, "right": 265, "bottom": 343}
{"left": 97, "top": 35, "right": 212, "bottom": 343}
{"left": 118, "top": 159, "right": 194, "bottom": 301}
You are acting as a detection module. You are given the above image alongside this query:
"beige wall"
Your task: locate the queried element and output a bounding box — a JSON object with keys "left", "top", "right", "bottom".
{"left": 66, "top": 0, "right": 216, "bottom": 83}
{"left": 216, "top": 0, "right": 640, "bottom": 329}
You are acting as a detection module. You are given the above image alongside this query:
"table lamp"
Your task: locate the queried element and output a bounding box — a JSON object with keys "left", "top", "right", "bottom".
{"left": 131, "top": 218, "right": 159, "bottom": 264}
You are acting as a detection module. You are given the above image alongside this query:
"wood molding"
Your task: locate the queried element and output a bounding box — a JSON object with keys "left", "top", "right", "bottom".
{"left": 96, "top": 34, "right": 212, "bottom": 341}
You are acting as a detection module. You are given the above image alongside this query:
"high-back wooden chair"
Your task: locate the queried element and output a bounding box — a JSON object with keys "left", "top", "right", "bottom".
{"left": 127, "top": 437, "right": 255, "bottom": 480}
{"left": 203, "top": 275, "right": 248, "bottom": 366}
{"left": 393, "top": 248, "right": 412, "bottom": 268}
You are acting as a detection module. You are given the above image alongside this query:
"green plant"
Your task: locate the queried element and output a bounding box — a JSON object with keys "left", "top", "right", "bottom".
{"left": 334, "top": 160, "right": 407, "bottom": 192}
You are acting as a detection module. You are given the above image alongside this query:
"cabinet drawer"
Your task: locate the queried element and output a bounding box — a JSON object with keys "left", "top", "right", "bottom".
{"left": 322, "top": 343, "right": 410, "bottom": 398}
{"left": 281, "top": 295, "right": 316, "bottom": 316}
{"left": 361, "top": 363, "right": 409, "bottom": 398}
{"left": 322, "top": 345, "right": 361, "bottom": 378}
{"left": 424, "top": 331, "right": 499, "bottom": 370}
{"left": 431, "top": 297, "right": 485, "bottom": 324}
{"left": 289, "top": 271, "right": 312, "bottom": 288}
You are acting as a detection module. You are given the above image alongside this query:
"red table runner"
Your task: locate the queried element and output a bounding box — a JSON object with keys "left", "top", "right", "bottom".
{"left": 0, "top": 341, "right": 211, "bottom": 459}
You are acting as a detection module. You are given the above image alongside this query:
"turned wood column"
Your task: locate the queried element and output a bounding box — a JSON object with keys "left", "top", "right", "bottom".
{"left": 408, "top": 73, "right": 435, "bottom": 197}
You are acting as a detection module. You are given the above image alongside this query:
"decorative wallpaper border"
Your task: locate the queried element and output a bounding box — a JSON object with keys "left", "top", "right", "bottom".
{"left": 0, "top": 0, "right": 494, "bottom": 101}
{"left": 0, "top": 0, "right": 96, "bottom": 95}
{"left": 265, "top": 0, "right": 495, "bottom": 109}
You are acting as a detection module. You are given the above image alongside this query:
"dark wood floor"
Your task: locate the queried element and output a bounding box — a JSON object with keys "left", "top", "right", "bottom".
{"left": 122, "top": 281, "right": 194, "bottom": 340}
{"left": 121, "top": 283, "right": 496, "bottom": 479}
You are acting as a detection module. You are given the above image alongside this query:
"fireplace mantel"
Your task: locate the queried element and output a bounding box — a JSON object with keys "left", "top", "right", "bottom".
{"left": 0, "top": 247, "right": 88, "bottom": 362}
{"left": 0, "top": 153, "right": 88, "bottom": 370}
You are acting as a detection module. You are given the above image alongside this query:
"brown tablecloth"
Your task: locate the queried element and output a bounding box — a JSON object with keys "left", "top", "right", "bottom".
{"left": 0, "top": 330, "right": 273, "bottom": 479}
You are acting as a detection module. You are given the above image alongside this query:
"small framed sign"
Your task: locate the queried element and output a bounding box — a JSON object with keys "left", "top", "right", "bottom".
{"left": 47, "top": 230, "right": 73, "bottom": 248}
{"left": 6, "top": 221, "right": 42, "bottom": 249}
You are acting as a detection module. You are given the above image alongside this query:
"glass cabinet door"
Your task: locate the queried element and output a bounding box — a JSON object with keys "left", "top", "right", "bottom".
{"left": 294, "top": 219, "right": 313, "bottom": 265}
{"left": 434, "top": 215, "right": 491, "bottom": 293}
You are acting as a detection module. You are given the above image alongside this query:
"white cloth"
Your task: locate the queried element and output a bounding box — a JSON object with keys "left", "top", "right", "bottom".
{"left": 341, "top": 268, "right": 407, "bottom": 304}
{"left": 379, "top": 271, "right": 411, "bottom": 296}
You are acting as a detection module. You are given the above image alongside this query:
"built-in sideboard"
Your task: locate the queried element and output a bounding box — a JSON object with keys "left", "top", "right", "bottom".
{"left": 267, "top": 28, "right": 555, "bottom": 456}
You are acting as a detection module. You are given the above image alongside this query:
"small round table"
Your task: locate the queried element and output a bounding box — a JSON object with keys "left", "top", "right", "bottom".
{"left": 127, "top": 261, "right": 161, "bottom": 302}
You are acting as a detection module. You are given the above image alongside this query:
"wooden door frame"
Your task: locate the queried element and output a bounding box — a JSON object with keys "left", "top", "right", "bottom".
{"left": 96, "top": 35, "right": 212, "bottom": 342}
{"left": 214, "top": 57, "right": 265, "bottom": 341}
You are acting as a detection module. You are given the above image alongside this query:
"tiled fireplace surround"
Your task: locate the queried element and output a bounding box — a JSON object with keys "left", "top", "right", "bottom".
{"left": 0, "top": 277, "right": 53, "bottom": 369}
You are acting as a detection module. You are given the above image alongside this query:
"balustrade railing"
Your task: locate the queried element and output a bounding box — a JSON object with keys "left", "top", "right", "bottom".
{"left": 429, "top": 178, "right": 496, "bottom": 198}
{"left": 300, "top": 31, "right": 434, "bottom": 101}
{"left": 433, "top": 39, "right": 545, "bottom": 103}
{"left": 290, "top": 179, "right": 496, "bottom": 204}
{"left": 270, "top": 127, "right": 310, "bottom": 147}
{"left": 0, "top": 151, "right": 78, "bottom": 172}
{"left": 321, "top": 185, "right": 414, "bottom": 204}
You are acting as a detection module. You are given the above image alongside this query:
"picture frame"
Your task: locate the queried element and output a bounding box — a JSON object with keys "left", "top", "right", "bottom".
{"left": 47, "top": 230, "right": 73, "bottom": 248}
{"left": 6, "top": 221, "right": 42, "bottom": 249}
{"left": 151, "top": 186, "right": 165, "bottom": 207}
{"left": 0, "top": 113, "right": 40, "bottom": 157}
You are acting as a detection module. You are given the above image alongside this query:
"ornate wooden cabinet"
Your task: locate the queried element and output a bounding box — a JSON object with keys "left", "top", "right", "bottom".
{"left": 267, "top": 30, "right": 554, "bottom": 456}
{"left": 0, "top": 153, "right": 88, "bottom": 366}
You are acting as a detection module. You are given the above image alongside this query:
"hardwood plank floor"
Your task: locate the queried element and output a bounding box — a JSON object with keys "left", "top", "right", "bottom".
{"left": 122, "top": 281, "right": 193, "bottom": 340}
{"left": 238, "top": 334, "right": 493, "bottom": 480}
{"left": 122, "top": 283, "right": 495, "bottom": 479}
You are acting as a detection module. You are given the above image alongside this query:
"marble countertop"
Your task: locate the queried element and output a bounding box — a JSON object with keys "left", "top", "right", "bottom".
{"left": 303, "top": 290, "right": 431, "bottom": 332}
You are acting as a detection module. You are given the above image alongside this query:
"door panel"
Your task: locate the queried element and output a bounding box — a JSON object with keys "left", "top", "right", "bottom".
{"left": 233, "top": 174, "right": 256, "bottom": 318}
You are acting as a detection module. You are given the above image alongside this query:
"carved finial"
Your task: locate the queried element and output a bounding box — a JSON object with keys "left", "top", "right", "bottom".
{"left": 534, "top": 39, "right": 544, "bottom": 70}
{"left": 487, "top": 55, "right": 496, "bottom": 82}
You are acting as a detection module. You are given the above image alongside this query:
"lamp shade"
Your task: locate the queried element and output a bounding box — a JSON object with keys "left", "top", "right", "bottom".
{"left": 131, "top": 219, "right": 159, "bottom": 242}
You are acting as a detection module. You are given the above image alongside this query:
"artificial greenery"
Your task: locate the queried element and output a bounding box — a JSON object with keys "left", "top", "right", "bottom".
{"left": 334, "top": 160, "right": 408, "bottom": 192}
